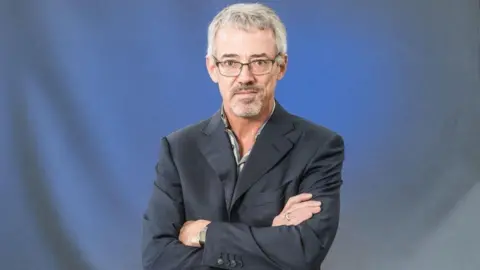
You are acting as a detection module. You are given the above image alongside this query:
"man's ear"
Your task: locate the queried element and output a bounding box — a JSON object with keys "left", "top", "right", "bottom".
{"left": 205, "top": 55, "right": 218, "bottom": 83}
{"left": 277, "top": 53, "right": 288, "bottom": 80}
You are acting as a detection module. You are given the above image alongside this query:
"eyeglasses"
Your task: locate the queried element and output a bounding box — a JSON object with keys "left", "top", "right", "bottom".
{"left": 213, "top": 54, "right": 281, "bottom": 77}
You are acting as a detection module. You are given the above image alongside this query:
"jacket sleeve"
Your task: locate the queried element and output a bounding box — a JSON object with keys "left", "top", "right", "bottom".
{"left": 142, "top": 137, "right": 204, "bottom": 270}
{"left": 201, "top": 134, "right": 345, "bottom": 270}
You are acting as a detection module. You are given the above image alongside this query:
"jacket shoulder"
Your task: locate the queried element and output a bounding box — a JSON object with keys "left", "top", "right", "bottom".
{"left": 163, "top": 118, "right": 210, "bottom": 146}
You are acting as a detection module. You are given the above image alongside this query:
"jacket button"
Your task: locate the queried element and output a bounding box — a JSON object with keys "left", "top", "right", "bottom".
{"left": 217, "top": 258, "right": 224, "bottom": 265}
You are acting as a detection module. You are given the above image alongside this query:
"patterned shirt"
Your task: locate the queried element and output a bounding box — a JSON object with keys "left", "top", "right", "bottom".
{"left": 220, "top": 103, "right": 276, "bottom": 173}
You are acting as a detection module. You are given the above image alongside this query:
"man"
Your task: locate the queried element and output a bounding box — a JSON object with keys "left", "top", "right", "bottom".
{"left": 142, "top": 3, "right": 345, "bottom": 270}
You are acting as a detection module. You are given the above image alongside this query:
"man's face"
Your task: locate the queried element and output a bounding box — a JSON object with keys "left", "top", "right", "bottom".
{"left": 206, "top": 26, "right": 287, "bottom": 118}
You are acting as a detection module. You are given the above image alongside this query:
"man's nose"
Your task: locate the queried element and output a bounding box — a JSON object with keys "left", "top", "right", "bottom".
{"left": 237, "top": 64, "right": 255, "bottom": 82}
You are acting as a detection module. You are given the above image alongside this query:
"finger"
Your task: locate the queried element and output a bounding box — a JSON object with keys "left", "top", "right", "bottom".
{"left": 287, "top": 200, "right": 321, "bottom": 213}
{"left": 285, "top": 211, "right": 312, "bottom": 226}
{"left": 282, "top": 193, "right": 313, "bottom": 213}
{"left": 287, "top": 206, "right": 321, "bottom": 224}
{"left": 296, "top": 206, "right": 321, "bottom": 216}
{"left": 284, "top": 193, "right": 313, "bottom": 209}
{"left": 290, "top": 213, "right": 313, "bottom": 226}
{"left": 289, "top": 207, "right": 321, "bottom": 225}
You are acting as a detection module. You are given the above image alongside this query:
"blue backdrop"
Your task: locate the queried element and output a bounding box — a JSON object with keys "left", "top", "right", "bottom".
{"left": 1, "top": 1, "right": 479, "bottom": 269}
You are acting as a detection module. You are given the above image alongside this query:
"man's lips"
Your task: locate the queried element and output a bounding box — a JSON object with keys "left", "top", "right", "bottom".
{"left": 235, "top": 90, "right": 258, "bottom": 95}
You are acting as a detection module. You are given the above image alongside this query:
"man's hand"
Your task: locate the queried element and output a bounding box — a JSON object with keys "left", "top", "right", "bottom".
{"left": 179, "top": 220, "right": 211, "bottom": 247}
{"left": 272, "top": 193, "right": 322, "bottom": 226}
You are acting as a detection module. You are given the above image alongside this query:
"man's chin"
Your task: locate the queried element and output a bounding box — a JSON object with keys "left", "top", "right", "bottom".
{"left": 231, "top": 105, "right": 262, "bottom": 118}
{"left": 233, "top": 94, "right": 257, "bottom": 103}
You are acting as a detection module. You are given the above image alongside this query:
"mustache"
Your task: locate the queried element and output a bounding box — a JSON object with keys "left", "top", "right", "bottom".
{"left": 232, "top": 85, "right": 263, "bottom": 94}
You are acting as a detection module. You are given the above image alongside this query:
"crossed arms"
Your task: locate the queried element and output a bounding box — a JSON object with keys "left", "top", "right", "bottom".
{"left": 142, "top": 134, "right": 344, "bottom": 270}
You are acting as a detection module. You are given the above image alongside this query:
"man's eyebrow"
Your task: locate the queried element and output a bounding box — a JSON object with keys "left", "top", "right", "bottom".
{"left": 250, "top": 53, "right": 269, "bottom": 58}
{"left": 219, "top": 53, "right": 239, "bottom": 59}
{"left": 219, "top": 53, "right": 271, "bottom": 59}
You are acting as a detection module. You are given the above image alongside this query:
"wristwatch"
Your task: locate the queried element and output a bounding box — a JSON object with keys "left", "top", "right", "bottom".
{"left": 199, "top": 226, "right": 208, "bottom": 246}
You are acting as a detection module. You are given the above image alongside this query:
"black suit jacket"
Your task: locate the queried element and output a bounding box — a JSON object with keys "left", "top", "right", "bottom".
{"left": 142, "top": 102, "right": 345, "bottom": 270}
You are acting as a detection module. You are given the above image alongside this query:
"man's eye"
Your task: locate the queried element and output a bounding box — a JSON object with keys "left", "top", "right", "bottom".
{"left": 224, "top": 60, "right": 237, "bottom": 66}
{"left": 254, "top": 60, "right": 268, "bottom": 66}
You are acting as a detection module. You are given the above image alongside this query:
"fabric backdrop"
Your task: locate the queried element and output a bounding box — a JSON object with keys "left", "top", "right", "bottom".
{"left": 1, "top": 0, "right": 479, "bottom": 269}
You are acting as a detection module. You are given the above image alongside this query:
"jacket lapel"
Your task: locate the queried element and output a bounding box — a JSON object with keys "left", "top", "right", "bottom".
{"left": 198, "top": 111, "right": 238, "bottom": 208}
{"left": 230, "top": 104, "right": 300, "bottom": 209}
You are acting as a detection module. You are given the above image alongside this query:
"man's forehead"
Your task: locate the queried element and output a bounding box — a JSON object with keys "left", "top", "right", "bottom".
{"left": 214, "top": 26, "right": 277, "bottom": 58}
{"left": 216, "top": 26, "right": 275, "bottom": 41}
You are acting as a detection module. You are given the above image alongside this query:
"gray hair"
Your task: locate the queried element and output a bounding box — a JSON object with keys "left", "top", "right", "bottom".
{"left": 206, "top": 3, "right": 287, "bottom": 57}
